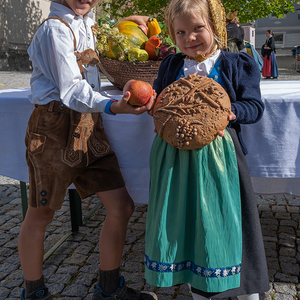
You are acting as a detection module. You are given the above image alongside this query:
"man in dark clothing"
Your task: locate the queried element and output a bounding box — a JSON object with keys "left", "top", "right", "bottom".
{"left": 226, "top": 10, "right": 246, "bottom": 53}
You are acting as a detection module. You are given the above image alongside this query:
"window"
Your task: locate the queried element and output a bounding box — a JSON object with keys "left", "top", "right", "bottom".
{"left": 274, "top": 33, "right": 284, "bottom": 45}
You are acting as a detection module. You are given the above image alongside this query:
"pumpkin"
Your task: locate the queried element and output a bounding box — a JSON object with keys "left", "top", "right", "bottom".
{"left": 104, "top": 40, "right": 126, "bottom": 60}
{"left": 115, "top": 21, "right": 148, "bottom": 49}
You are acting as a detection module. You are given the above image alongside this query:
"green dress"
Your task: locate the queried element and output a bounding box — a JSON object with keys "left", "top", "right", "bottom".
{"left": 144, "top": 62, "right": 242, "bottom": 293}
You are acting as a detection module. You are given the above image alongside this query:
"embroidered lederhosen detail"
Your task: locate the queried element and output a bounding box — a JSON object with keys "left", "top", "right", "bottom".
{"left": 63, "top": 111, "right": 92, "bottom": 166}
{"left": 28, "top": 133, "right": 47, "bottom": 155}
{"left": 88, "top": 114, "right": 110, "bottom": 158}
{"left": 62, "top": 111, "right": 110, "bottom": 166}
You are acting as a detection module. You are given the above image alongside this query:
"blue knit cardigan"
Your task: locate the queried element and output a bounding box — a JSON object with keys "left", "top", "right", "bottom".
{"left": 153, "top": 50, "right": 264, "bottom": 155}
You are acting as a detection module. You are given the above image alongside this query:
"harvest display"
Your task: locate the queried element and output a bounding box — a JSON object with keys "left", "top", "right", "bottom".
{"left": 153, "top": 74, "right": 231, "bottom": 150}
{"left": 92, "top": 17, "right": 176, "bottom": 62}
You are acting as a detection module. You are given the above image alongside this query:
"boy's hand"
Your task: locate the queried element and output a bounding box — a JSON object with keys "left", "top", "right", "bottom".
{"left": 217, "top": 111, "right": 236, "bottom": 137}
{"left": 147, "top": 89, "right": 157, "bottom": 116}
{"left": 110, "top": 91, "right": 156, "bottom": 115}
{"left": 119, "top": 15, "right": 149, "bottom": 28}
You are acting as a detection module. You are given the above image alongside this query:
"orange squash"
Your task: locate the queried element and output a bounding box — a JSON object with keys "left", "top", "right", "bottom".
{"left": 115, "top": 21, "right": 148, "bottom": 49}
{"left": 145, "top": 36, "right": 162, "bottom": 60}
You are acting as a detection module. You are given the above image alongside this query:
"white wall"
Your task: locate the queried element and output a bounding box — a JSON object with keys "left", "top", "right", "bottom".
{"left": 3, "top": 0, "right": 51, "bottom": 50}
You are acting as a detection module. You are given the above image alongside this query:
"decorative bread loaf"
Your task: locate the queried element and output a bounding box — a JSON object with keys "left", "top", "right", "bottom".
{"left": 153, "top": 74, "right": 231, "bottom": 150}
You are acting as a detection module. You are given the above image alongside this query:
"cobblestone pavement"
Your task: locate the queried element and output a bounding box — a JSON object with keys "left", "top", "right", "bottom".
{"left": 0, "top": 176, "right": 299, "bottom": 300}
{"left": 0, "top": 62, "right": 300, "bottom": 299}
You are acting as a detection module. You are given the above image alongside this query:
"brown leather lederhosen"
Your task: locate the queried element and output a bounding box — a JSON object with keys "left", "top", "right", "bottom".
{"left": 25, "top": 17, "right": 125, "bottom": 211}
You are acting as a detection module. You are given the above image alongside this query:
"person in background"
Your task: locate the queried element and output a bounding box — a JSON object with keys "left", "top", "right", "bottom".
{"left": 226, "top": 10, "right": 246, "bottom": 53}
{"left": 235, "top": 17, "right": 247, "bottom": 53}
{"left": 144, "top": 0, "right": 269, "bottom": 299}
{"left": 18, "top": 1, "right": 157, "bottom": 300}
{"left": 262, "top": 29, "right": 279, "bottom": 79}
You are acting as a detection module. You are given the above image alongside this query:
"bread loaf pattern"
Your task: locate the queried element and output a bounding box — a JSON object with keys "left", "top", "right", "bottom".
{"left": 153, "top": 74, "right": 231, "bottom": 150}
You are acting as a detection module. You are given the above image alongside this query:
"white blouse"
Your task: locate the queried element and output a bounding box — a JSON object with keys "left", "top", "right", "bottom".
{"left": 183, "top": 50, "right": 221, "bottom": 77}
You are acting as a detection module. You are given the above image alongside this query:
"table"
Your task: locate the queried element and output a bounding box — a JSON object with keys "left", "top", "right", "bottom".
{"left": 0, "top": 83, "right": 155, "bottom": 204}
{"left": 241, "top": 80, "right": 300, "bottom": 196}
{"left": 1, "top": 81, "right": 300, "bottom": 200}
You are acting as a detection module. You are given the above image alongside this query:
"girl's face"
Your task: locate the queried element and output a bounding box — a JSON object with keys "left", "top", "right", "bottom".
{"left": 61, "top": 0, "right": 98, "bottom": 16}
{"left": 266, "top": 31, "right": 270, "bottom": 37}
{"left": 173, "top": 13, "right": 214, "bottom": 58}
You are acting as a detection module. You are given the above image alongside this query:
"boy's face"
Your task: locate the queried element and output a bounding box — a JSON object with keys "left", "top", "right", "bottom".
{"left": 61, "top": 0, "right": 98, "bottom": 16}
{"left": 173, "top": 13, "right": 214, "bottom": 58}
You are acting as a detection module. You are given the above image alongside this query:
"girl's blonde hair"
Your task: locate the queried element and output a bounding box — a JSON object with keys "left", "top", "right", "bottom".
{"left": 165, "top": 0, "right": 225, "bottom": 49}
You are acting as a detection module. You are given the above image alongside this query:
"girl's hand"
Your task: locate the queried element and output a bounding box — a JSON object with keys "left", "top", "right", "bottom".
{"left": 110, "top": 90, "right": 156, "bottom": 115}
{"left": 218, "top": 111, "right": 236, "bottom": 137}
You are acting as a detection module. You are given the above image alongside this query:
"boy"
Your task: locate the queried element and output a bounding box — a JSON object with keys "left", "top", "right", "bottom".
{"left": 19, "top": 1, "right": 156, "bottom": 299}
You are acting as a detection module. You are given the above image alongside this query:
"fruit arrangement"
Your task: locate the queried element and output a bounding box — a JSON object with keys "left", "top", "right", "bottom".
{"left": 92, "top": 17, "right": 178, "bottom": 62}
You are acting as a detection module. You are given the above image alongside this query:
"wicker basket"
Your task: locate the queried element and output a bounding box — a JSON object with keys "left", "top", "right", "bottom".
{"left": 98, "top": 56, "right": 161, "bottom": 90}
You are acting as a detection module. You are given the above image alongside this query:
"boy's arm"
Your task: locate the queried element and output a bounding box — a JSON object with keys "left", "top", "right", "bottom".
{"left": 118, "top": 15, "right": 149, "bottom": 27}
{"left": 29, "top": 22, "right": 111, "bottom": 113}
{"left": 31, "top": 20, "right": 154, "bottom": 115}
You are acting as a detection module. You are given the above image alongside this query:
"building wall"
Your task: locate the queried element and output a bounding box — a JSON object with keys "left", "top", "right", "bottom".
{"left": 0, "top": 0, "right": 101, "bottom": 70}
{"left": 0, "top": 0, "right": 51, "bottom": 70}
{"left": 255, "top": 3, "right": 300, "bottom": 55}
{"left": 243, "top": 26, "right": 256, "bottom": 47}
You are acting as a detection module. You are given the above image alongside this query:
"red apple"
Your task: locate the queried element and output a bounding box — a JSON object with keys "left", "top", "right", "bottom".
{"left": 123, "top": 80, "right": 153, "bottom": 106}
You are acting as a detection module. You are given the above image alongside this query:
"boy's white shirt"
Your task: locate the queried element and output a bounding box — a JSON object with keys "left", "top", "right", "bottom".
{"left": 183, "top": 50, "right": 221, "bottom": 77}
{"left": 28, "top": 2, "right": 110, "bottom": 113}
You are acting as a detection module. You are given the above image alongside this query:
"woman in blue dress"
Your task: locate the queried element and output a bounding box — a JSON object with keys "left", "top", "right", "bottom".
{"left": 262, "top": 30, "right": 279, "bottom": 79}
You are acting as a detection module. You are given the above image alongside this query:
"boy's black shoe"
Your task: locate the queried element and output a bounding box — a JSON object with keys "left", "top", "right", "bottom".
{"left": 21, "top": 287, "right": 53, "bottom": 300}
{"left": 93, "top": 276, "right": 157, "bottom": 300}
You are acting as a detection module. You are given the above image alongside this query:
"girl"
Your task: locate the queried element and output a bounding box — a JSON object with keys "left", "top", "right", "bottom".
{"left": 19, "top": 1, "right": 156, "bottom": 299}
{"left": 262, "top": 29, "right": 279, "bottom": 79}
{"left": 144, "top": 0, "right": 269, "bottom": 299}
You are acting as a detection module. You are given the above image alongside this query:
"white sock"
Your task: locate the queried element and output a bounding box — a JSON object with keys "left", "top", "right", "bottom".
{"left": 237, "top": 293, "right": 260, "bottom": 300}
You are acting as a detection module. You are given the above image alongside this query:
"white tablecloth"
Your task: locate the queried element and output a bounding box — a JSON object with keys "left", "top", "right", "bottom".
{"left": 241, "top": 80, "right": 300, "bottom": 196}
{"left": 0, "top": 81, "right": 299, "bottom": 199}
{"left": 0, "top": 83, "right": 155, "bottom": 204}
